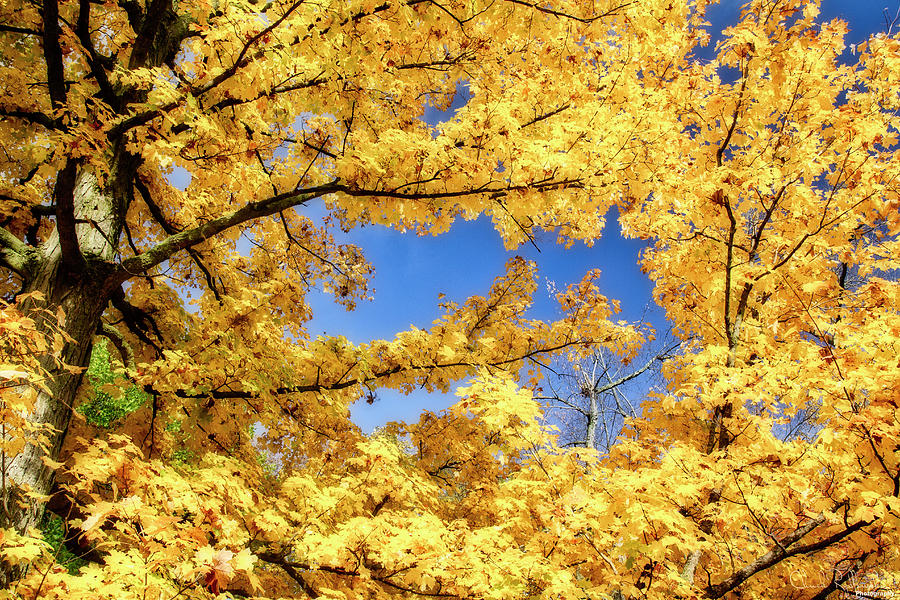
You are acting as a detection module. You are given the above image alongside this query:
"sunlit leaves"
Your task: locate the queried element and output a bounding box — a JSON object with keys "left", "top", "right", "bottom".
{"left": 2, "top": 0, "right": 900, "bottom": 596}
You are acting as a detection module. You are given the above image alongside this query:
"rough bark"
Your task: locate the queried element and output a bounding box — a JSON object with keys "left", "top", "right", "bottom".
{"left": 0, "top": 170, "right": 123, "bottom": 586}
{"left": 0, "top": 0, "right": 197, "bottom": 586}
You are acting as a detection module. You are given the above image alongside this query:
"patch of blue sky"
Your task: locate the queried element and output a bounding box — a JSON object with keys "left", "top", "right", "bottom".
{"left": 301, "top": 2, "right": 885, "bottom": 432}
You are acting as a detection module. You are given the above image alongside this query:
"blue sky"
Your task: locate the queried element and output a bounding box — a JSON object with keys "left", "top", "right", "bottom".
{"left": 305, "top": 209, "right": 661, "bottom": 432}
{"left": 305, "top": 0, "right": 887, "bottom": 433}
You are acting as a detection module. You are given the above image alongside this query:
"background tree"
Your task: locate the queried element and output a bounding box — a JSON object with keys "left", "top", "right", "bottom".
{"left": 537, "top": 325, "right": 680, "bottom": 452}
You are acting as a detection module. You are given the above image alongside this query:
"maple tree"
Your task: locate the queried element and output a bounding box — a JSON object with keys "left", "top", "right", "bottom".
{"left": 615, "top": 1, "right": 900, "bottom": 595}
{"left": 1, "top": 0, "right": 900, "bottom": 598}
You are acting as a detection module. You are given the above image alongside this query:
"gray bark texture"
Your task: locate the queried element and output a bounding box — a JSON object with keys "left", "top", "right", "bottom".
{"left": 0, "top": 0, "right": 191, "bottom": 584}
{"left": 0, "top": 170, "right": 123, "bottom": 586}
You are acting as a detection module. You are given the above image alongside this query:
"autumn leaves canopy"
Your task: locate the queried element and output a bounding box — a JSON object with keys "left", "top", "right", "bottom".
{"left": 1, "top": 0, "right": 899, "bottom": 598}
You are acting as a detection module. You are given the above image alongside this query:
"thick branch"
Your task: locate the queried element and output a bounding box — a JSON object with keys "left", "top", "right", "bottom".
{"left": 118, "top": 177, "right": 583, "bottom": 281}
{"left": 97, "top": 322, "right": 136, "bottom": 370}
{"left": 75, "top": 0, "right": 119, "bottom": 109}
{"left": 0, "top": 24, "right": 39, "bottom": 35}
{"left": 255, "top": 552, "right": 320, "bottom": 598}
{"left": 53, "top": 161, "right": 85, "bottom": 272}
{"left": 134, "top": 178, "right": 223, "bottom": 300}
{"left": 256, "top": 552, "right": 456, "bottom": 598}
{"left": 41, "top": 0, "right": 68, "bottom": 110}
{"left": 127, "top": 0, "right": 172, "bottom": 68}
{"left": 0, "top": 108, "right": 58, "bottom": 130}
{"left": 117, "top": 181, "right": 340, "bottom": 279}
{"left": 170, "top": 339, "right": 590, "bottom": 402}
{"left": 0, "top": 227, "right": 30, "bottom": 275}
{"left": 704, "top": 515, "right": 871, "bottom": 598}
{"left": 704, "top": 514, "right": 824, "bottom": 597}
{"left": 808, "top": 553, "right": 871, "bottom": 600}
{"left": 109, "top": 286, "right": 163, "bottom": 349}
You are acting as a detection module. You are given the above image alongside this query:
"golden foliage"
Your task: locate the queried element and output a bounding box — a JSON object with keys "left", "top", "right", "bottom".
{"left": 1, "top": 0, "right": 899, "bottom": 598}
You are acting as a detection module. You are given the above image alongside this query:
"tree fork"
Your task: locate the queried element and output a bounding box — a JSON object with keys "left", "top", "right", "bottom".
{"left": 0, "top": 168, "right": 125, "bottom": 585}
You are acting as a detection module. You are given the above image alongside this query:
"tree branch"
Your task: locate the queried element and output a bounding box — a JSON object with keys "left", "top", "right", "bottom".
{"left": 127, "top": 0, "right": 172, "bottom": 69}
{"left": 97, "top": 322, "right": 136, "bottom": 370}
{"left": 41, "top": 0, "right": 68, "bottom": 110}
{"left": 808, "top": 553, "right": 871, "bottom": 600}
{"left": 0, "top": 227, "right": 30, "bottom": 275}
{"left": 75, "top": 0, "right": 119, "bottom": 109}
{"left": 0, "top": 108, "right": 59, "bottom": 130}
{"left": 53, "top": 161, "right": 86, "bottom": 272}
{"left": 0, "top": 24, "right": 39, "bottom": 35}
{"left": 704, "top": 515, "right": 872, "bottom": 598}
{"left": 117, "top": 176, "right": 583, "bottom": 282}
{"left": 194, "top": 0, "right": 307, "bottom": 95}
{"left": 521, "top": 103, "right": 571, "bottom": 129}
{"left": 503, "top": 0, "right": 633, "bottom": 23}
{"left": 256, "top": 552, "right": 457, "bottom": 598}
{"left": 169, "top": 338, "right": 590, "bottom": 402}
{"left": 109, "top": 286, "right": 163, "bottom": 351}
{"left": 255, "top": 552, "right": 320, "bottom": 598}
{"left": 134, "top": 178, "right": 223, "bottom": 300}
{"left": 593, "top": 344, "right": 676, "bottom": 394}
{"left": 117, "top": 181, "right": 341, "bottom": 280}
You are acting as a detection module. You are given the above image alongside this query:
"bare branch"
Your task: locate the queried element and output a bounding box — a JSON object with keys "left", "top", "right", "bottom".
{"left": 593, "top": 345, "right": 675, "bottom": 394}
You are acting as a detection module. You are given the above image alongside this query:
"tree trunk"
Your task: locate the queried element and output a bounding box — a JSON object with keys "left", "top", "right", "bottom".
{"left": 1, "top": 169, "right": 122, "bottom": 586}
